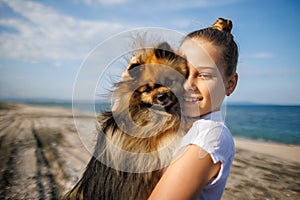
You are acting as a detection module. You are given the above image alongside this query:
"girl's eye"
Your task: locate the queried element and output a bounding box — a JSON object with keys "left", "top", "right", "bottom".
{"left": 198, "top": 73, "right": 213, "bottom": 79}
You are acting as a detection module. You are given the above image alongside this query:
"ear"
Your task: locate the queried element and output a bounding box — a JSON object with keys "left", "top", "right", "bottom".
{"left": 154, "top": 42, "right": 175, "bottom": 60}
{"left": 121, "top": 56, "right": 142, "bottom": 80}
{"left": 127, "top": 63, "right": 142, "bottom": 79}
{"left": 225, "top": 73, "right": 238, "bottom": 96}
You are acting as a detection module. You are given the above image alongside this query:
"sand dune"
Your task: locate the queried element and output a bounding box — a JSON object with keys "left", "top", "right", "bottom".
{"left": 0, "top": 102, "right": 299, "bottom": 199}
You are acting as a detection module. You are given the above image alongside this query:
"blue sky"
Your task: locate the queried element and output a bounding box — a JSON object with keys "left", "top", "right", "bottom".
{"left": 0, "top": 0, "right": 300, "bottom": 105}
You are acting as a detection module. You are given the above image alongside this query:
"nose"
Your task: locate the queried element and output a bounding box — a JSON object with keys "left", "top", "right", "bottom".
{"left": 157, "top": 93, "right": 169, "bottom": 105}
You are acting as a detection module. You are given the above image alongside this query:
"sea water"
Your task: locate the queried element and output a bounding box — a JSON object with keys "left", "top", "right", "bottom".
{"left": 15, "top": 100, "right": 300, "bottom": 146}
{"left": 225, "top": 105, "right": 300, "bottom": 145}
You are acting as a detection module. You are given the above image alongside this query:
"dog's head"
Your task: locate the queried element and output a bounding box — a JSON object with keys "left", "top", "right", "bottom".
{"left": 124, "top": 42, "right": 188, "bottom": 115}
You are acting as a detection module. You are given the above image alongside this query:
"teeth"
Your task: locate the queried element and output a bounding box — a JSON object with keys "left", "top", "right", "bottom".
{"left": 184, "top": 97, "right": 200, "bottom": 102}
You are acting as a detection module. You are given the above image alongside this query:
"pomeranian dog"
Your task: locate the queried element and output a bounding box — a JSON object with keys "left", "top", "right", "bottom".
{"left": 64, "top": 42, "right": 188, "bottom": 200}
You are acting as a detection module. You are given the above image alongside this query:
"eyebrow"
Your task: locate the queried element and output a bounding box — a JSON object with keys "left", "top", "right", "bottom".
{"left": 195, "top": 66, "right": 217, "bottom": 70}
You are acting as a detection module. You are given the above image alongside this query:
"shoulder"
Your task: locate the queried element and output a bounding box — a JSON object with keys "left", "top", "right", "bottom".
{"left": 191, "top": 119, "right": 232, "bottom": 145}
{"left": 181, "top": 118, "right": 235, "bottom": 162}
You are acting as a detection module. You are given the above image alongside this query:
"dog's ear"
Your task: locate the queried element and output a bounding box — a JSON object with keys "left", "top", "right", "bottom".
{"left": 155, "top": 42, "right": 175, "bottom": 60}
{"left": 122, "top": 56, "right": 143, "bottom": 80}
{"left": 127, "top": 63, "right": 142, "bottom": 79}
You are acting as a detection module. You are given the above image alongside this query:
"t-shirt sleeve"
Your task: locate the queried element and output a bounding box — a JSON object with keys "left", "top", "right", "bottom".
{"left": 174, "top": 119, "right": 235, "bottom": 165}
{"left": 190, "top": 121, "right": 235, "bottom": 187}
{"left": 190, "top": 121, "right": 234, "bottom": 164}
{"left": 175, "top": 118, "right": 235, "bottom": 193}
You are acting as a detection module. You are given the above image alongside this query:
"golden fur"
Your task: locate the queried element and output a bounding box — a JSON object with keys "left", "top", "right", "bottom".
{"left": 64, "top": 42, "right": 187, "bottom": 200}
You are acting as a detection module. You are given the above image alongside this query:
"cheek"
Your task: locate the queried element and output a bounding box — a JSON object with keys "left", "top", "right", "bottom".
{"left": 198, "top": 81, "right": 211, "bottom": 97}
{"left": 211, "top": 83, "right": 226, "bottom": 108}
{"left": 203, "top": 80, "right": 226, "bottom": 102}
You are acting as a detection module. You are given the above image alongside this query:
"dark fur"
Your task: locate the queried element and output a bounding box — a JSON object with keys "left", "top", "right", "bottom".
{"left": 64, "top": 42, "right": 188, "bottom": 200}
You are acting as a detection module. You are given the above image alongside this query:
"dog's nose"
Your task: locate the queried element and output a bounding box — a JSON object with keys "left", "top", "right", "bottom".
{"left": 157, "top": 93, "right": 169, "bottom": 105}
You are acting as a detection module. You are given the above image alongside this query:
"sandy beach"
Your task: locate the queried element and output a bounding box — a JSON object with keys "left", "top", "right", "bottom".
{"left": 0, "top": 102, "right": 299, "bottom": 199}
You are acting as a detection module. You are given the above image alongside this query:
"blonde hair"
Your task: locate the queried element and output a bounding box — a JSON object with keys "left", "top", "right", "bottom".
{"left": 183, "top": 18, "right": 238, "bottom": 76}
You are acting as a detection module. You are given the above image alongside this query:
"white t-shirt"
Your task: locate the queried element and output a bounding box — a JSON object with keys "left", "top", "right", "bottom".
{"left": 175, "top": 111, "right": 235, "bottom": 200}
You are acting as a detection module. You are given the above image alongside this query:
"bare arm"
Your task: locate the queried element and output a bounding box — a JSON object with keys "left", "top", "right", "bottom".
{"left": 148, "top": 145, "right": 221, "bottom": 200}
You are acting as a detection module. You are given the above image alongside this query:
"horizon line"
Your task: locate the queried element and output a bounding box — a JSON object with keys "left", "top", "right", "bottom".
{"left": 0, "top": 97, "right": 300, "bottom": 107}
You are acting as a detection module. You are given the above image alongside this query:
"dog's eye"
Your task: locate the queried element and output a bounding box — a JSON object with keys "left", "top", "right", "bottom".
{"left": 165, "top": 78, "right": 175, "bottom": 87}
{"left": 144, "top": 85, "right": 152, "bottom": 93}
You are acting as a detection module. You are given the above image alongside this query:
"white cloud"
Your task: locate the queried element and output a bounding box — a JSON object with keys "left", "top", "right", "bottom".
{"left": 154, "top": 0, "right": 240, "bottom": 10}
{"left": 241, "top": 52, "right": 274, "bottom": 59}
{"left": 253, "top": 52, "right": 274, "bottom": 58}
{"left": 0, "top": 0, "right": 242, "bottom": 64}
{"left": 83, "top": 0, "right": 131, "bottom": 6}
{"left": 80, "top": 0, "right": 239, "bottom": 9}
{"left": 0, "top": 0, "right": 124, "bottom": 64}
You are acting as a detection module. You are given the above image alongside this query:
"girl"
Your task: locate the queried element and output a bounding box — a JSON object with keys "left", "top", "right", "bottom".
{"left": 148, "top": 18, "right": 239, "bottom": 199}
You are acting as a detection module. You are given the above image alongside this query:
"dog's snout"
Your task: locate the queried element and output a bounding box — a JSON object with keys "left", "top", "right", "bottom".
{"left": 156, "top": 92, "right": 172, "bottom": 106}
{"left": 157, "top": 93, "right": 168, "bottom": 103}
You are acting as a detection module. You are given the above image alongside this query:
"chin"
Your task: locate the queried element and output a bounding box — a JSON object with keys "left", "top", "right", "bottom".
{"left": 183, "top": 105, "right": 200, "bottom": 118}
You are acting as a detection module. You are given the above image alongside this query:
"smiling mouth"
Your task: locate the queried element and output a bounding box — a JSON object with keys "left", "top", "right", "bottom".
{"left": 184, "top": 97, "right": 202, "bottom": 103}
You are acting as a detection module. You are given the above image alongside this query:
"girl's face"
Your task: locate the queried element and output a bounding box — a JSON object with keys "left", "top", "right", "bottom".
{"left": 179, "top": 39, "right": 228, "bottom": 118}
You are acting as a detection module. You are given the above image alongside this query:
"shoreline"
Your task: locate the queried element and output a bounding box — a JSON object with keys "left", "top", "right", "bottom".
{"left": 2, "top": 101, "right": 300, "bottom": 159}
{"left": 234, "top": 138, "right": 300, "bottom": 163}
{"left": 2, "top": 101, "right": 300, "bottom": 144}
{"left": 0, "top": 102, "right": 299, "bottom": 199}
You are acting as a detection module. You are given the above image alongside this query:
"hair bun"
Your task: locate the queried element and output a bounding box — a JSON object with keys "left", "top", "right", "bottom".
{"left": 211, "top": 18, "right": 233, "bottom": 33}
